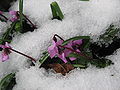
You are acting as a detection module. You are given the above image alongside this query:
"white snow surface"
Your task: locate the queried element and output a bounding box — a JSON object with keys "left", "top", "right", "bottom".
{"left": 0, "top": 21, "right": 8, "bottom": 36}
{"left": 0, "top": 0, "right": 120, "bottom": 90}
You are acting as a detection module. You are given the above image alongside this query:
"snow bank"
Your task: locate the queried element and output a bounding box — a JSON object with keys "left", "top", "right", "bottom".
{"left": 0, "top": 0, "right": 120, "bottom": 89}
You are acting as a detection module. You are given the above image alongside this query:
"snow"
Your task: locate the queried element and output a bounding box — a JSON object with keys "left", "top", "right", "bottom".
{"left": 13, "top": 48, "right": 120, "bottom": 90}
{"left": 0, "top": 21, "right": 8, "bottom": 36}
{"left": 13, "top": 58, "right": 120, "bottom": 90}
{"left": 0, "top": 0, "right": 120, "bottom": 90}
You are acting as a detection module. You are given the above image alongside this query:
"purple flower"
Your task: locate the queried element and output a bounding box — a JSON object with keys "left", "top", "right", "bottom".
{"left": 48, "top": 39, "right": 83, "bottom": 63}
{"left": 9, "top": 11, "right": 17, "bottom": 15}
{"left": 64, "top": 39, "right": 82, "bottom": 61}
{"left": 0, "top": 42, "right": 11, "bottom": 62}
{"left": 57, "top": 53, "right": 67, "bottom": 63}
{"left": 9, "top": 11, "right": 18, "bottom": 22}
{"left": 48, "top": 40, "right": 67, "bottom": 63}
{"left": 0, "top": 11, "right": 3, "bottom": 15}
{"left": 73, "top": 39, "right": 82, "bottom": 45}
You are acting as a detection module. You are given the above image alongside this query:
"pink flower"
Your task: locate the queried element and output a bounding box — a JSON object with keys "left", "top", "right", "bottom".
{"left": 9, "top": 11, "right": 17, "bottom": 15}
{"left": 0, "top": 42, "right": 11, "bottom": 62}
{"left": 9, "top": 11, "right": 18, "bottom": 22}
{"left": 64, "top": 39, "right": 82, "bottom": 61}
{"left": 0, "top": 11, "right": 3, "bottom": 15}
{"left": 73, "top": 39, "right": 82, "bottom": 45}
{"left": 48, "top": 40, "right": 67, "bottom": 63}
{"left": 48, "top": 39, "right": 83, "bottom": 63}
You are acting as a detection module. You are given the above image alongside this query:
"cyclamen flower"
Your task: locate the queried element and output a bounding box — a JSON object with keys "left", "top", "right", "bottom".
{"left": 0, "top": 11, "right": 3, "bottom": 15}
{"left": 48, "top": 39, "right": 83, "bottom": 63}
{"left": 64, "top": 39, "right": 82, "bottom": 61}
{"left": 48, "top": 40, "right": 68, "bottom": 63}
{"left": 9, "top": 11, "right": 18, "bottom": 22}
{"left": 0, "top": 42, "right": 11, "bottom": 62}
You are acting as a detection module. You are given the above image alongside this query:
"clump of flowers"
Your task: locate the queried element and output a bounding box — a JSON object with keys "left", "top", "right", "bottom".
{"left": 48, "top": 34, "right": 83, "bottom": 63}
{"left": 43, "top": 34, "right": 113, "bottom": 69}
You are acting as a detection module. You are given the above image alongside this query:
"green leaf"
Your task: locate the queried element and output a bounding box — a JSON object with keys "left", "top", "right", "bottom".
{"left": 19, "top": 0, "right": 23, "bottom": 29}
{"left": 39, "top": 52, "right": 50, "bottom": 65}
{"left": 82, "top": 38, "right": 90, "bottom": 50}
{"left": 68, "top": 53, "right": 90, "bottom": 65}
{"left": 0, "top": 73, "right": 16, "bottom": 90}
{"left": 72, "top": 64, "right": 86, "bottom": 68}
{"left": 62, "top": 36, "right": 90, "bottom": 46}
{"left": 99, "top": 25, "right": 120, "bottom": 43}
{"left": 15, "top": 21, "right": 21, "bottom": 32}
{"left": 90, "top": 59, "right": 113, "bottom": 68}
{"left": 68, "top": 53, "right": 83, "bottom": 59}
{"left": 50, "top": 1, "right": 64, "bottom": 20}
{"left": 0, "top": 22, "right": 16, "bottom": 44}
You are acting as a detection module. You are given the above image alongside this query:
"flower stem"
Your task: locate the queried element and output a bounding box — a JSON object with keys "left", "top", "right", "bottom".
{"left": 54, "top": 34, "right": 64, "bottom": 41}
{"left": 17, "top": 11, "right": 37, "bottom": 29}
{"left": 0, "top": 14, "right": 8, "bottom": 21}
{"left": 8, "top": 48, "right": 36, "bottom": 62}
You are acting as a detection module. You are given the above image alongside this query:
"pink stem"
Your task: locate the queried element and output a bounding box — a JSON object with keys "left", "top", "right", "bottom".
{"left": 17, "top": 11, "right": 37, "bottom": 29}
{"left": 8, "top": 48, "right": 36, "bottom": 62}
{"left": 53, "top": 34, "right": 64, "bottom": 41}
{"left": 0, "top": 14, "right": 8, "bottom": 21}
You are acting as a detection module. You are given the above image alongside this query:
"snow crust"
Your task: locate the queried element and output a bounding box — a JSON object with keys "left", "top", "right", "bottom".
{"left": 0, "top": 0, "right": 120, "bottom": 90}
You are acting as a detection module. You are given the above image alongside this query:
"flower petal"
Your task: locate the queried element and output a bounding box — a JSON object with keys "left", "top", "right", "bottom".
{"left": 5, "top": 42, "right": 11, "bottom": 48}
{"left": 69, "top": 57, "right": 76, "bottom": 61}
{"left": 48, "top": 40, "right": 58, "bottom": 58}
{"left": 0, "top": 45, "right": 6, "bottom": 48}
{"left": 9, "top": 16, "right": 18, "bottom": 22}
{"left": 57, "top": 53, "right": 67, "bottom": 63}
{"left": 0, "top": 11, "right": 3, "bottom": 15}
{"left": 56, "top": 40, "right": 63, "bottom": 46}
{"left": 73, "top": 39, "right": 82, "bottom": 45}
{"left": 9, "top": 11, "right": 17, "bottom": 15}
{"left": 1, "top": 52, "right": 9, "bottom": 62}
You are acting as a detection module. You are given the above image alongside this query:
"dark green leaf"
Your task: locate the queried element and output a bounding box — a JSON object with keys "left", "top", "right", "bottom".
{"left": 50, "top": 1, "right": 64, "bottom": 20}
{"left": 68, "top": 53, "right": 90, "bottom": 67}
{"left": 99, "top": 25, "right": 120, "bottom": 43}
{"left": 39, "top": 52, "right": 50, "bottom": 65}
{"left": 81, "top": 38, "right": 90, "bottom": 50}
{"left": 72, "top": 64, "right": 86, "bottom": 68}
{"left": 90, "top": 58, "right": 113, "bottom": 68}
{"left": 15, "top": 21, "right": 21, "bottom": 32}
{"left": 19, "top": 0, "right": 23, "bottom": 29}
{"left": 0, "top": 22, "right": 16, "bottom": 44}
{"left": 0, "top": 73, "right": 16, "bottom": 90}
